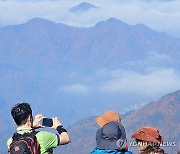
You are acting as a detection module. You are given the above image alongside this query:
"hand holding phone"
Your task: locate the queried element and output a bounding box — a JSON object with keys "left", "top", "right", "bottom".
{"left": 42, "top": 118, "right": 53, "bottom": 127}
{"left": 33, "top": 114, "right": 44, "bottom": 128}
{"left": 51, "top": 117, "right": 62, "bottom": 129}
{"left": 41, "top": 117, "right": 62, "bottom": 129}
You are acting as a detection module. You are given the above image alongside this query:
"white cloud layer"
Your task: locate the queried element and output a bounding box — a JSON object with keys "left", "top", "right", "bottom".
{"left": 61, "top": 67, "right": 180, "bottom": 97}
{"left": 99, "top": 68, "right": 180, "bottom": 96}
{"left": 0, "top": 0, "right": 180, "bottom": 37}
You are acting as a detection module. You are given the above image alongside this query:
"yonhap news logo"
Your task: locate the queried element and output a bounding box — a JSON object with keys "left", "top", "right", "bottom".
{"left": 128, "top": 141, "right": 176, "bottom": 147}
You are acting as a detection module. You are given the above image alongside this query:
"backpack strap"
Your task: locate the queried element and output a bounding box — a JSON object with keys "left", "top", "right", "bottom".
{"left": 27, "top": 131, "right": 40, "bottom": 154}
{"left": 12, "top": 131, "right": 39, "bottom": 140}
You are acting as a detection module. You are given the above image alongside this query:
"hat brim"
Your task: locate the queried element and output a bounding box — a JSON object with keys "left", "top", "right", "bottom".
{"left": 96, "top": 122, "right": 127, "bottom": 150}
{"left": 132, "top": 134, "right": 159, "bottom": 143}
{"left": 132, "top": 131, "right": 164, "bottom": 143}
{"left": 96, "top": 128, "right": 118, "bottom": 149}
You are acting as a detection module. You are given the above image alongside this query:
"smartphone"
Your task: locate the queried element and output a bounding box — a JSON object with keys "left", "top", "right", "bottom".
{"left": 41, "top": 118, "right": 53, "bottom": 127}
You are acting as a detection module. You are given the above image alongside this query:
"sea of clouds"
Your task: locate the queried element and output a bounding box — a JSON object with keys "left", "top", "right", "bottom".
{"left": 0, "top": 0, "right": 180, "bottom": 37}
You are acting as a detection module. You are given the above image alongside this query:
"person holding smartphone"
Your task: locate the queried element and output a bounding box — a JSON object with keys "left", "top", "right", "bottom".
{"left": 7, "top": 102, "right": 70, "bottom": 154}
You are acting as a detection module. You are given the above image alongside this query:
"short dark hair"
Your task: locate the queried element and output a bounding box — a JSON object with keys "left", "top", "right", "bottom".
{"left": 11, "top": 103, "right": 32, "bottom": 126}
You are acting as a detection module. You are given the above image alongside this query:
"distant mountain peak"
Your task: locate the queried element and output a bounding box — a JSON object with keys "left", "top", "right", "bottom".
{"left": 26, "top": 17, "right": 53, "bottom": 24}
{"left": 70, "top": 2, "right": 97, "bottom": 13}
{"left": 106, "top": 17, "right": 127, "bottom": 24}
{"left": 24, "top": 17, "right": 67, "bottom": 28}
{"left": 95, "top": 17, "right": 129, "bottom": 28}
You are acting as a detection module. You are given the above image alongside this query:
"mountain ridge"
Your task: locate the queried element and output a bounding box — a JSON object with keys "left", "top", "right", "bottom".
{"left": 0, "top": 17, "right": 180, "bottom": 153}
{"left": 0, "top": 17, "right": 180, "bottom": 119}
{"left": 57, "top": 90, "right": 180, "bottom": 154}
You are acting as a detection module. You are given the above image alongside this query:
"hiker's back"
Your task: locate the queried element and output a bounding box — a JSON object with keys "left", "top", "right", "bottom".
{"left": 91, "top": 121, "right": 133, "bottom": 154}
{"left": 7, "top": 130, "right": 60, "bottom": 154}
{"left": 8, "top": 131, "right": 40, "bottom": 154}
{"left": 7, "top": 103, "right": 70, "bottom": 154}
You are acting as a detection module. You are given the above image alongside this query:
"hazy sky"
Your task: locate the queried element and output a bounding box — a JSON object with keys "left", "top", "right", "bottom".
{"left": 0, "top": 0, "right": 180, "bottom": 37}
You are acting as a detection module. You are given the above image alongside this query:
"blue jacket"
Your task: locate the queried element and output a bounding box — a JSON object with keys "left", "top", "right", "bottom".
{"left": 91, "top": 148, "right": 133, "bottom": 154}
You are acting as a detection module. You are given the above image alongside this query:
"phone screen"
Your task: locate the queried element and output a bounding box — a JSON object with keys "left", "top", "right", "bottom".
{"left": 42, "top": 118, "right": 53, "bottom": 127}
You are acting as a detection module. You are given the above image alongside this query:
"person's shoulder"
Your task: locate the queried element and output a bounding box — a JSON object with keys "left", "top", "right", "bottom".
{"left": 36, "top": 131, "right": 56, "bottom": 137}
{"left": 90, "top": 148, "right": 106, "bottom": 154}
{"left": 7, "top": 137, "right": 13, "bottom": 147}
{"left": 35, "top": 131, "right": 59, "bottom": 150}
{"left": 35, "top": 130, "right": 58, "bottom": 141}
{"left": 124, "top": 151, "right": 133, "bottom": 154}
